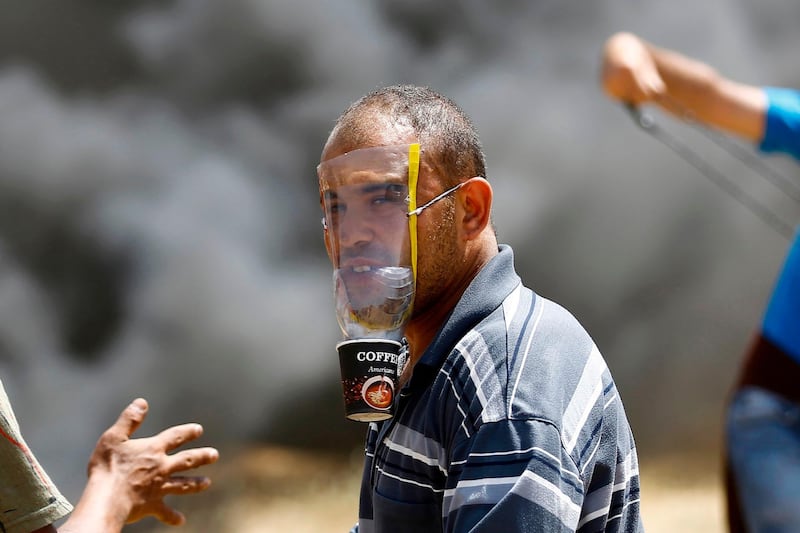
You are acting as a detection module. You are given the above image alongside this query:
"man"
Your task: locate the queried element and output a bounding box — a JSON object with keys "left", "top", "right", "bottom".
{"left": 1, "top": 381, "right": 219, "bottom": 533}
{"left": 601, "top": 31, "right": 800, "bottom": 533}
{"left": 318, "top": 85, "right": 643, "bottom": 532}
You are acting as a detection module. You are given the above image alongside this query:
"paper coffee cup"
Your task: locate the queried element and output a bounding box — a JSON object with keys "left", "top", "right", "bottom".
{"left": 337, "top": 338, "right": 401, "bottom": 422}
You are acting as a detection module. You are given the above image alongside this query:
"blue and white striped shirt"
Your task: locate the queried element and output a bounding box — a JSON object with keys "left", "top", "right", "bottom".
{"left": 353, "top": 245, "right": 643, "bottom": 532}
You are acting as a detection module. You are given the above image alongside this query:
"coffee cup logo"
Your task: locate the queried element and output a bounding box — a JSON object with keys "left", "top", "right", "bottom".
{"left": 362, "top": 376, "right": 394, "bottom": 410}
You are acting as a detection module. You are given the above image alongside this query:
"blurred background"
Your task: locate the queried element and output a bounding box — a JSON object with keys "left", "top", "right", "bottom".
{"left": 1, "top": 0, "right": 798, "bottom": 531}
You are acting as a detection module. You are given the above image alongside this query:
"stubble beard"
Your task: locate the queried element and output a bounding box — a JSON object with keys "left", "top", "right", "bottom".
{"left": 411, "top": 201, "right": 460, "bottom": 320}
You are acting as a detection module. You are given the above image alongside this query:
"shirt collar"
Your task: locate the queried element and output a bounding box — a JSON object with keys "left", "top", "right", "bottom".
{"left": 405, "top": 244, "right": 522, "bottom": 391}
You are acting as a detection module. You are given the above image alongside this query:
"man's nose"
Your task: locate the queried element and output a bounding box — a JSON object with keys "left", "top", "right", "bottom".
{"left": 337, "top": 205, "right": 374, "bottom": 248}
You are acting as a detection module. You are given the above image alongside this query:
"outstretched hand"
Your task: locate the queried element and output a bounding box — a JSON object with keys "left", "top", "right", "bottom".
{"left": 62, "top": 398, "right": 219, "bottom": 532}
{"left": 91, "top": 398, "right": 219, "bottom": 525}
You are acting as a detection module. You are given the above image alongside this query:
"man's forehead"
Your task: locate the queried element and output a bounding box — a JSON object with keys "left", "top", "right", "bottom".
{"left": 320, "top": 140, "right": 380, "bottom": 163}
{"left": 323, "top": 171, "right": 406, "bottom": 189}
{"left": 317, "top": 143, "right": 416, "bottom": 187}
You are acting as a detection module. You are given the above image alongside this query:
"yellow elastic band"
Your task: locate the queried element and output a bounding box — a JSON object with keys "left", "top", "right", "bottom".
{"left": 407, "top": 143, "right": 420, "bottom": 283}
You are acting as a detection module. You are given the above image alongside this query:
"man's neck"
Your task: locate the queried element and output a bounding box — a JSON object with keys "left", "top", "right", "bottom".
{"left": 400, "top": 241, "right": 498, "bottom": 386}
{"left": 400, "top": 301, "right": 453, "bottom": 387}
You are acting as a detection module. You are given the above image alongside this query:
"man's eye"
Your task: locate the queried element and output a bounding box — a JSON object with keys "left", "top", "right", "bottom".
{"left": 373, "top": 184, "right": 406, "bottom": 205}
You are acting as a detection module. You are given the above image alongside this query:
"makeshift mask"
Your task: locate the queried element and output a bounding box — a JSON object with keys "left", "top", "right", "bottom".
{"left": 319, "top": 143, "right": 465, "bottom": 421}
{"left": 318, "top": 143, "right": 422, "bottom": 340}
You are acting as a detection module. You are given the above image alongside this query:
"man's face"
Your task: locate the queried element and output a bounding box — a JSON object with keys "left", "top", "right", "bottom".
{"left": 319, "top": 133, "right": 461, "bottom": 327}
{"left": 319, "top": 142, "right": 416, "bottom": 332}
{"left": 323, "top": 179, "right": 411, "bottom": 309}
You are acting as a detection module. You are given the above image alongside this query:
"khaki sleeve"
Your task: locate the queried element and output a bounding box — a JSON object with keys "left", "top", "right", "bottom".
{"left": 0, "top": 380, "right": 73, "bottom": 533}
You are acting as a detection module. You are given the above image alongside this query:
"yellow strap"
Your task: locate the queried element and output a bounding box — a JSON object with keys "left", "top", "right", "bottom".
{"left": 407, "top": 143, "right": 420, "bottom": 282}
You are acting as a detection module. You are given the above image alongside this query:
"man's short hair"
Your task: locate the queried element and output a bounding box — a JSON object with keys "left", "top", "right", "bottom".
{"left": 331, "top": 85, "right": 487, "bottom": 187}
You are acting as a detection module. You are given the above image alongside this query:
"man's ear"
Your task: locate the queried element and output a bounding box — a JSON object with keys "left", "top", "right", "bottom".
{"left": 458, "top": 177, "right": 493, "bottom": 240}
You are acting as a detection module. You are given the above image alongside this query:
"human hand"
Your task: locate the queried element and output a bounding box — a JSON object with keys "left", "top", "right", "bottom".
{"left": 600, "top": 32, "right": 665, "bottom": 105}
{"left": 85, "top": 398, "right": 219, "bottom": 527}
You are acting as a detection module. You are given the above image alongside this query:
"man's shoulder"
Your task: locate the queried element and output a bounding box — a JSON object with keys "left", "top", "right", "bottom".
{"left": 445, "top": 283, "right": 600, "bottom": 375}
{"left": 440, "top": 285, "right": 610, "bottom": 419}
{"left": 482, "top": 283, "right": 597, "bottom": 365}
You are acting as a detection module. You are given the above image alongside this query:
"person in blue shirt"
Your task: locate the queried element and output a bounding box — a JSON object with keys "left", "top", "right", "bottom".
{"left": 602, "top": 31, "right": 800, "bottom": 533}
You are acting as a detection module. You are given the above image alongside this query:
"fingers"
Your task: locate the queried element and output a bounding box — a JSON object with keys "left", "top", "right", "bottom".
{"left": 152, "top": 501, "right": 186, "bottom": 527}
{"left": 154, "top": 422, "right": 207, "bottom": 452}
{"left": 601, "top": 32, "right": 664, "bottom": 105}
{"left": 603, "top": 66, "right": 662, "bottom": 105}
{"left": 147, "top": 477, "right": 212, "bottom": 527}
{"left": 638, "top": 71, "right": 666, "bottom": 100}
{"left": 148, "top": 475, "right": 213, "bottom": 527}
{"left": 104, "top": 398, "right": 149, "bottom": 443}
{"left": 160, "top": 475, "right": 213, "bottom": 495}
{"left": 165, "top": 447, "right": 220, "bottom": 474}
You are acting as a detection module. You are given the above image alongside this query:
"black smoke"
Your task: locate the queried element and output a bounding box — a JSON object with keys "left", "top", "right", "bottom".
{"left": 1, "top": 0, "right": 798, "bottom": 506}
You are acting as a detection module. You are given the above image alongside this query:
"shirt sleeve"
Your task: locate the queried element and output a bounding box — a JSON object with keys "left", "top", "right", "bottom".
{"left": 763, "top": 230, "right": 800, "bottom": 361}
{"left": 758, "top": 87, "right": 800, "bottom": 161}
{"left": 0, "top": 380, "right": 73, "bottom": 533}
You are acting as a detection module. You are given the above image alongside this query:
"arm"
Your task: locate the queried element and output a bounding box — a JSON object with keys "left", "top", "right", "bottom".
{"left": 41, "top": 398, "right": 219, "bottom": 533}
{"left": 600, "top": 31, "right": 767, "bottom": 143}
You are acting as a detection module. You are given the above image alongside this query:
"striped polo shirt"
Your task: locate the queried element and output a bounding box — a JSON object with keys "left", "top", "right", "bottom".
{"left": 352, "top": 245, "right": 643, "bottom": 532}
